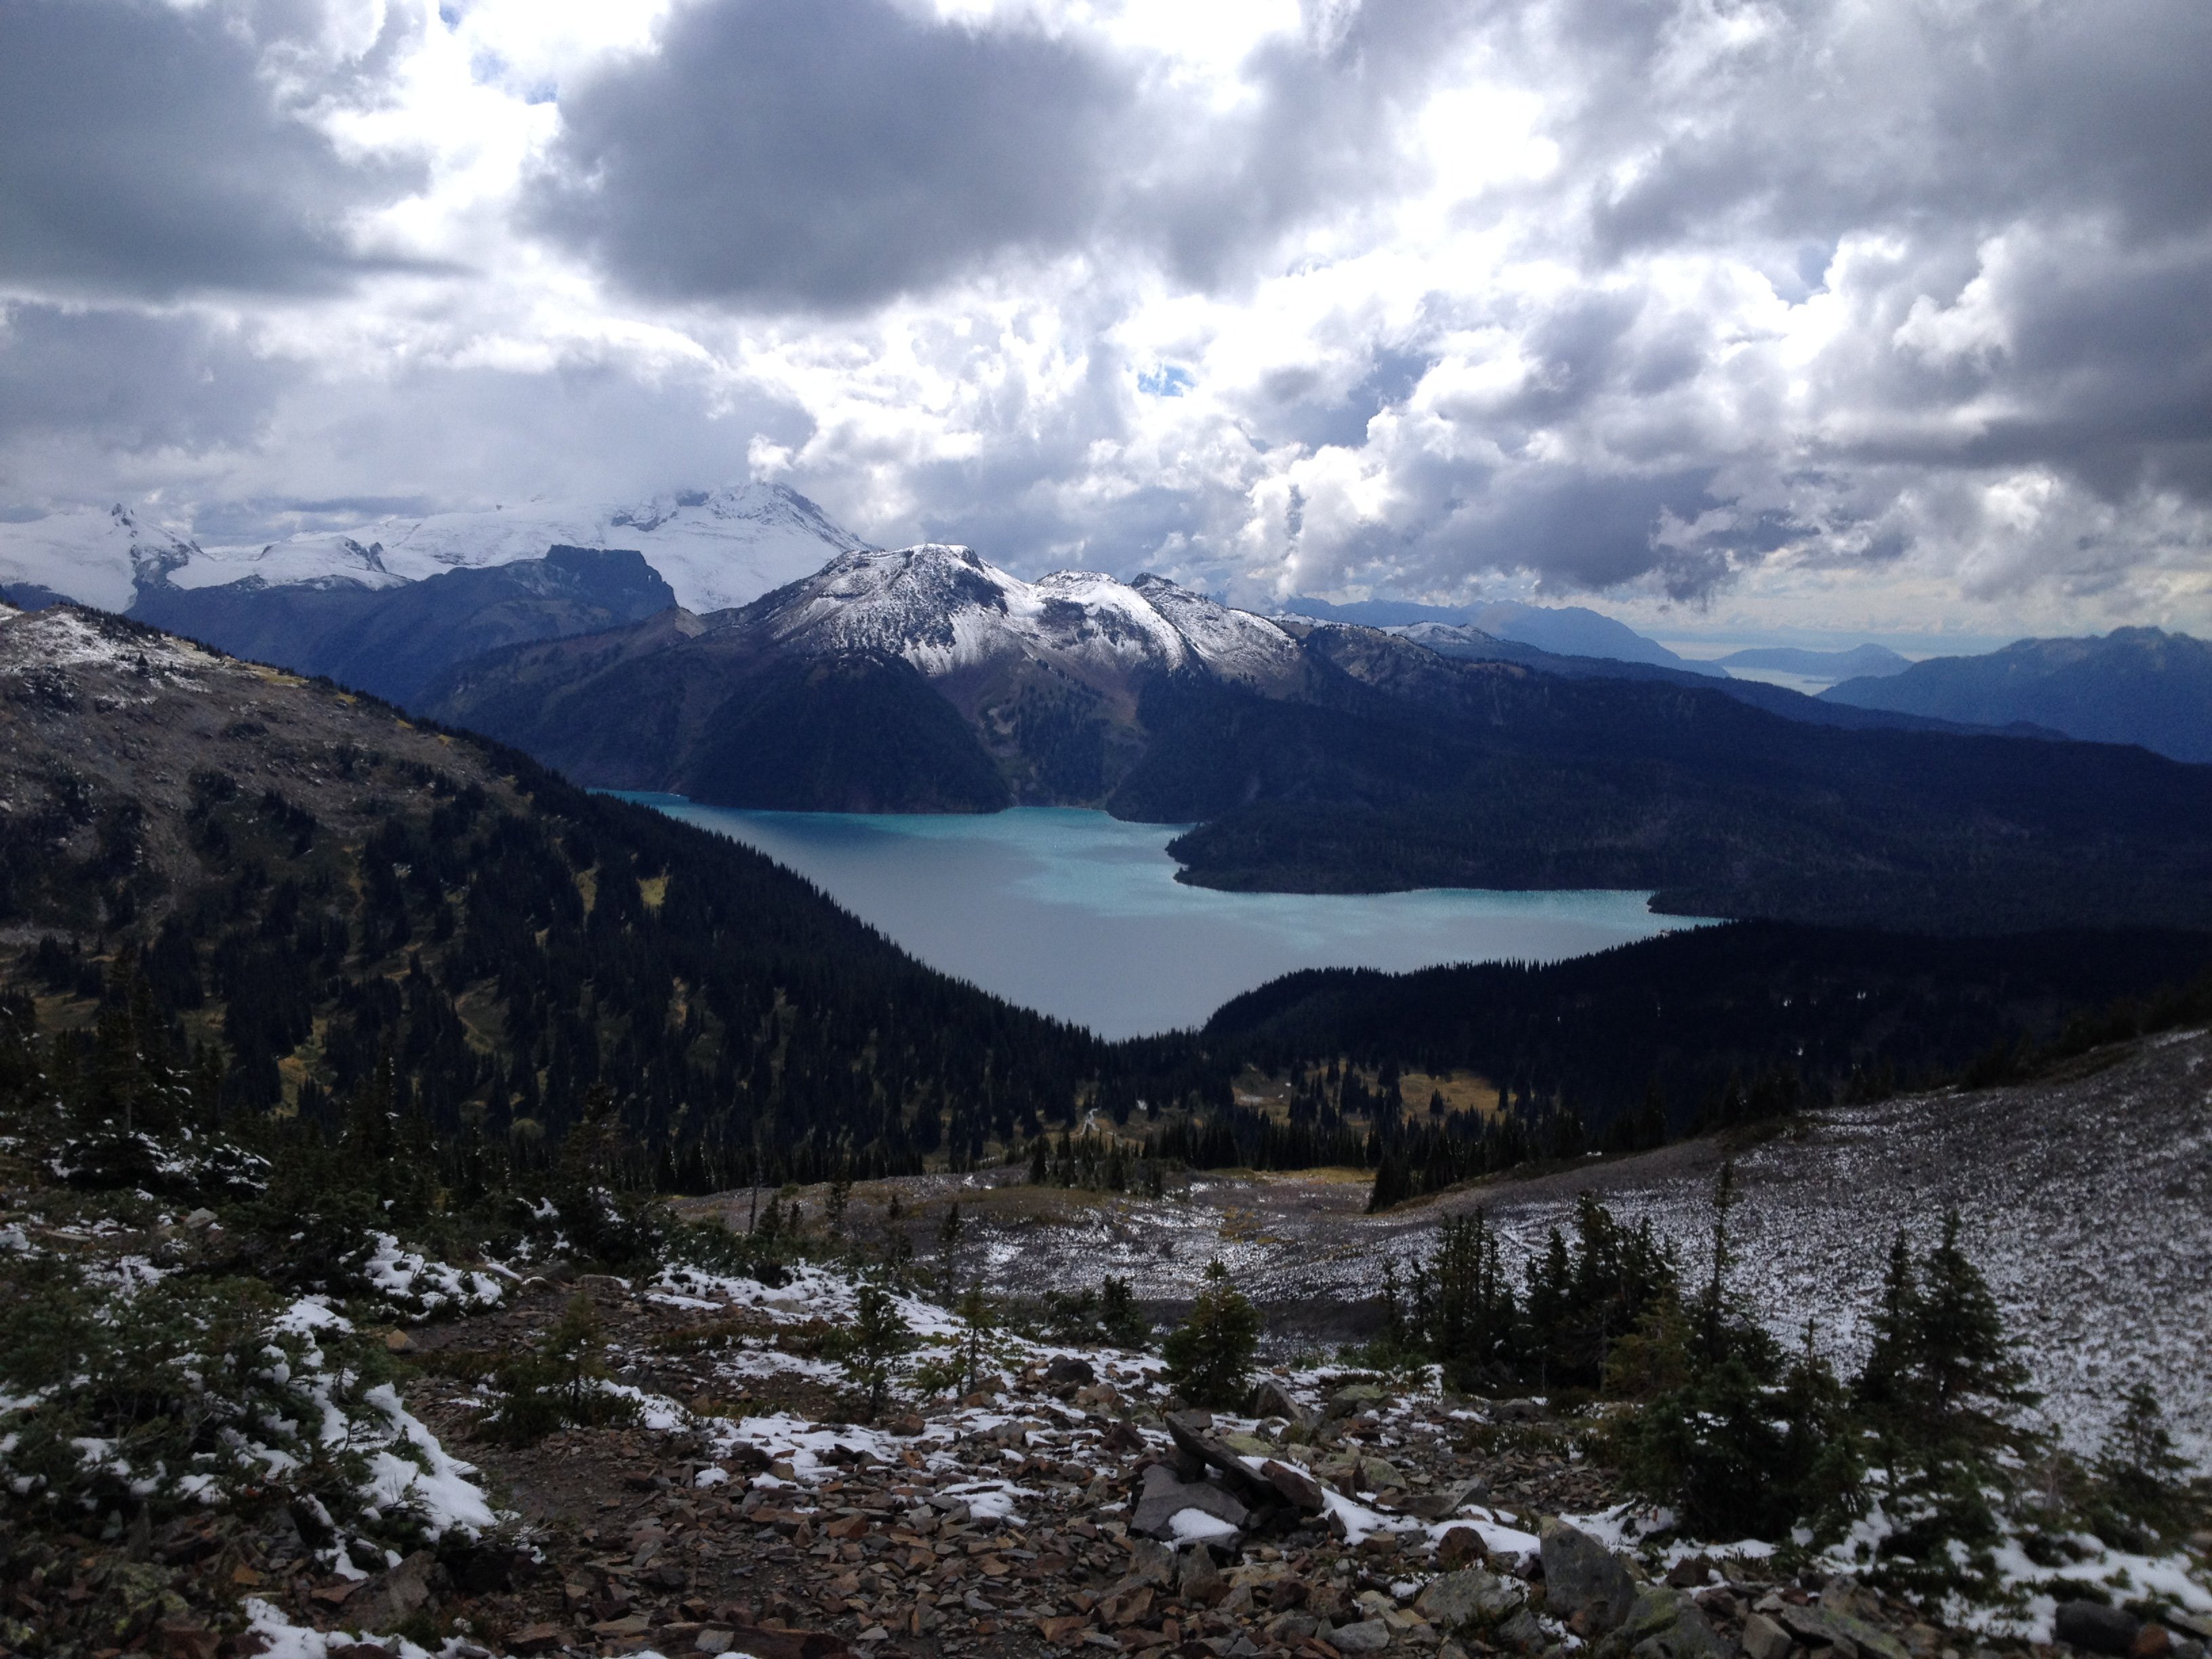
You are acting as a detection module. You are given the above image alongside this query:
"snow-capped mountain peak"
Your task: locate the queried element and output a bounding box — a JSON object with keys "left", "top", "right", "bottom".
{"left": 1128, "top": 573, "right": 1305, "bottom": 685}
{"left": 741, "top": 543, "right": 1303, "bottom": 690}
{"left": 0, "top": 503, "right": 202, "bottom": 611}
{"left": 161, "top": 480, "right": 869, "bottom": 615}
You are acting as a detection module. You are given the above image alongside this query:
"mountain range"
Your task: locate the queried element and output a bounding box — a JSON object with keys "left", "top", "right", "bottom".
{"left": 0, "top": 481, "right": 865, "bottom": 617}
{"left": 13, "top": 485, "right": 2212, "bottom": 931}
{"left": 421, "top": 541, "right": 2212, "bottom": 933}
{"left": 0, "top": 501, "right": 201, "bottom": 611}
{"left": 131, "top": 544, "right": 677, "bottom": 709}
{"left": 1286, "top": 594, "right": 1717, "bottom": 674}
{"left": 1823, "top": 626, "right": 2212, "bottom": 762}
{"left": 7, "top": 592, "right": 2205, "bottom": 1153}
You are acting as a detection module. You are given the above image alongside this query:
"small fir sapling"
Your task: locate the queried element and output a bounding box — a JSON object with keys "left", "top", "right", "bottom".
{"left": 832, "top": 1279, "right": 915, "bottom": 1420}
{"left": 1162, "top": 1258, "right": 1261, "bottom": 1408}
{"left": 1100, "top": 1274, "right": 1149, "bottom": 1349}
{"left": 956, "top": 1282, "right": 994, "bottom": 1395}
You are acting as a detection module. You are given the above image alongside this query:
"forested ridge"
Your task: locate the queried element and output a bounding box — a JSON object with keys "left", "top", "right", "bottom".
{"left": 1126, "top": 638, "right": 2212, "bottom": 931}
{"left": 0, "top": 607, "right": 1217, "bottom": 1197}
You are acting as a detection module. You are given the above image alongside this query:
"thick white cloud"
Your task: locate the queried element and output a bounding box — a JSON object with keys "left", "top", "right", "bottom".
{"left": 1, "top": 0, "right": 2208, "bottom": 639}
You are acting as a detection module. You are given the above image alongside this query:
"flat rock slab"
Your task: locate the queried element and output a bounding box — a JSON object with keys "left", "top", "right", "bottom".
{"left": 1164, "top": 1411, "right": 1278, "bottom": 1507}
{"left": 1131, "top": 1463, "right": 1250, "bottom": 1540}
{"left": 1780, "top": 1602, "right": 1913, "bottom": 1659}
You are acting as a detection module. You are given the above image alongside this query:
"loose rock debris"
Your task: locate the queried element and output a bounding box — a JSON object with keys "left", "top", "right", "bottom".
{"left": 163, "top": 1261, "right": 2202, "bottom": 1659}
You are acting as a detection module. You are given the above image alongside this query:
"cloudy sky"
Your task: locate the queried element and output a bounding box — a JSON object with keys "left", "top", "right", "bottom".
{"left": 1, "top": 0, "right": 2208, "bottom": 644}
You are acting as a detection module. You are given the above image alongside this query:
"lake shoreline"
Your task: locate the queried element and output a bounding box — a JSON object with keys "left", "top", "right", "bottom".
{"left": 615, "top": 795, "right": 1715, "bottom": 1040}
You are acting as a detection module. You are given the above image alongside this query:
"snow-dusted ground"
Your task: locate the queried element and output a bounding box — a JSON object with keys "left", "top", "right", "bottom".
{"left": 925, "top": 1029, "right": 2212, "bottom": 1468}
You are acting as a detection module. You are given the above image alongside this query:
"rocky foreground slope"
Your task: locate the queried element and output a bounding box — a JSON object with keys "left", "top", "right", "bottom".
{"left": 11, "top": 1218, "right": 2203, "bottom": 1659}
{"left": 6, "top": 1029, "right": 2209, "bottom": 1659}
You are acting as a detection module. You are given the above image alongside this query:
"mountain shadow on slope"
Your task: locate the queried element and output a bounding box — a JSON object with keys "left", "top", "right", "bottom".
{"left": 1111, "top": 653, "right": 2212, "bottom": 932}
{"left": 129, "top": 546, "right": 676, "bottom": 709}
{"left": 1822, "top": 626, "right": 2212, "bottom": 763}
{"left": 678, "top": 653, "right": 1011, "bottom": 812}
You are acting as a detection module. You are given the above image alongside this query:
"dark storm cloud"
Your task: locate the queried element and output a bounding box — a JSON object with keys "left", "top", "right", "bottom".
{"left": 527, "top": 0, "right": 1488, "bottom": 311}
{"left": 1135, "top": 0, "right": 1472, "bottom": 291}
{"left": 0, "top": 304, "right": 291, "bottom": 451}
{"left": 1384, "top": 466, "right": 1726, "bottom": 599}
{"left": 1559, "top": 0, "right": 2212, "bottom": 253}
{"left": 529, "top": 0, "right": 1130, "bottom": 310}
{"left": 0, "top": 0, "right": 422, "bottom": 298}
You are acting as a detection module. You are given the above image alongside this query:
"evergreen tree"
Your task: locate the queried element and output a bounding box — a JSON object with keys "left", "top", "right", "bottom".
{"left": 1696, "top": 1161, "right": 1740, "bottom": 1365}
{"left": 1099, "top": 1275, "right": 1148, "bottom": 1349}
{"left": 1914, "top": 1209, "right": 2034, "bottom": 1438}
{"left": 2093, "top": 1382, "right": 2192, "bottom": 1542}
{"left": 1162, "top": 1259, "right": 1261, "bottom": 1408}
{"left": 834, "top": 1280, "right": 914, "bottom": 1420}
{"left": 1856, "top": 1227, "right": 1921, "bottom": 1419}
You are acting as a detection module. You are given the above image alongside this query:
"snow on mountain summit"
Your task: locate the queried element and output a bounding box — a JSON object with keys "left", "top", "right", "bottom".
{"left": 178, "top": 482, "right": 868, "bottom": 615}
{"left": 747, "top": 543, "right": 1302, "bottom": 690}
{"left": 0, "top": 504, "right": 201, "bottom": 611}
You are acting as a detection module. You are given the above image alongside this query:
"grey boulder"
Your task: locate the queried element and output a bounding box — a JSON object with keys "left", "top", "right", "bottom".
{"left": 1260, "top": 1458, "right": 1328, "bottom": 1515}
{"left": 1741, "top": 1612, "right": 1793, "bottom": 1659}
{"left": 343, "top": 1551, "right": 439, "bottom": 1634}
{"left": 1630, "top": 1595, "right": 1736, "bottom": 1659}
{"left": 1540, "top": 1518, "right": 1637, "bottom": 1636}
{"left": 1329, "top": 1618, "right": 1393, "bottom": 1652}
{"left": 2055, "top": 1602, "right": 2143, "bottom": 1658}
{"left": 1415, "top": 1568, "right": 1528, "bottom": 1631}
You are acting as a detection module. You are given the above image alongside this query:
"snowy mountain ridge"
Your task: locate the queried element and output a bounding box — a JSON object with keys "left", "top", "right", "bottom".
{"left": 178, "top": 481, "right": 869, "bottom": 615}
{"left": 0, "top": 483, "right": 869, "bottom": 618}
{"left": 0, "top": 502, "right": 203, "bottom": 612}
{"left": 740, "top": 542, "right": 1305, "bottom": 691}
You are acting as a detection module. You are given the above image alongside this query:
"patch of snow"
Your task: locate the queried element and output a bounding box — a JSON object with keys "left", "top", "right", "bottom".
{"left": 1169, "top": 1507, "right": 1243, "bottom": 1543}
{"left": 362, "top": 1234, "right": 508, "bottom": 1319}
{"left": 353, "top": 1383, "right": 497, "bottom": 1536}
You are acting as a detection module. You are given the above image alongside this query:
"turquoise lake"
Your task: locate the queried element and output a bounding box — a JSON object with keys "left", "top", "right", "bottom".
{"left": 625, "top": 799, "right": 1709, "bottom": 1040}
